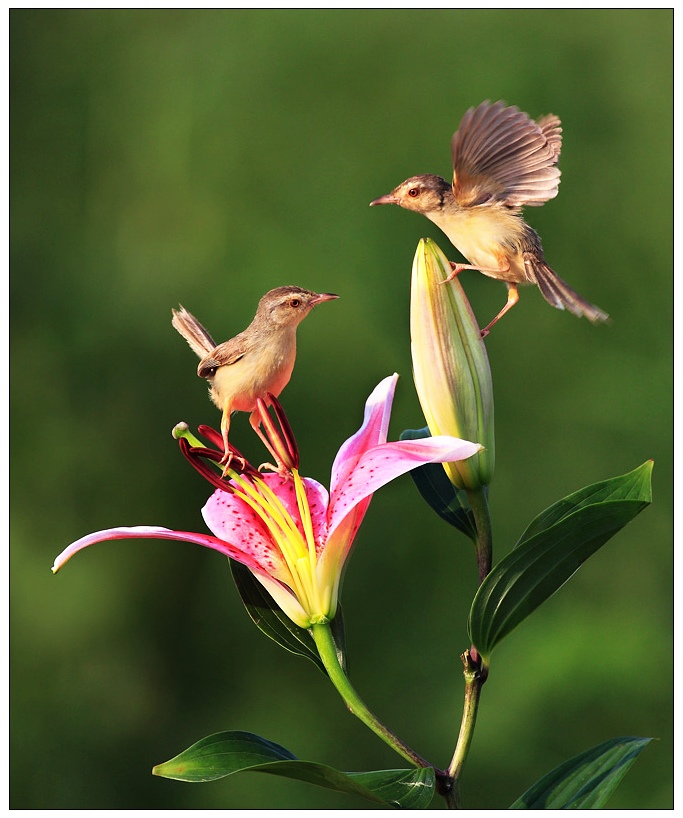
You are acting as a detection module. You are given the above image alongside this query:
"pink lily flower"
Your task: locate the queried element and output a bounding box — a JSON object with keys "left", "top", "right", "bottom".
{"left": 53, "top": 375, "right": 482, "bottom": 628}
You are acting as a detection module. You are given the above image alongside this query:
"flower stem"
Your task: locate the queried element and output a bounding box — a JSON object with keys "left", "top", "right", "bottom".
{"left": 441, "top": 488, "right": 492, "bottom": 808}
{"left": 446, "top": 651, "right": 487, "bottom": 793}
{"left": 310, "top": 622, "right": 434, "bottom": 771}
{"left": 466, "top": 487, "right": 492, "bottom": 584}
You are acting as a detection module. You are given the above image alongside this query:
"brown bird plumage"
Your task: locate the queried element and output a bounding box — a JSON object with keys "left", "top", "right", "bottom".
{"left": 172, "top": 286, "right": 338, "bottom": 471}
{"left": 370, "top": 100, "right": 608, "bottom": 335}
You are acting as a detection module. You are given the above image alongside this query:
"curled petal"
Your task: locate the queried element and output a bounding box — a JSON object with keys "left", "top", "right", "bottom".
{"left": 52, "top": 525, "right": 266, "bottom": 575}
{"left": 330, "top": 374, "right": 398, "bottom": 499}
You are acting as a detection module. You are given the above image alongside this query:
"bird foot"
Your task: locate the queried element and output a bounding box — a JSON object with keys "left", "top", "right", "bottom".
{"left": 257, "top": 460, "right": 294, "bottom": 478}
{"left": 220, "top": 450, "right": 247, "bottom": 477}
{"left": 441, "top": 262, "right": 466, "bottom": 283}
{"left": 442, "top": 260, "right": 510, "bottom": 284}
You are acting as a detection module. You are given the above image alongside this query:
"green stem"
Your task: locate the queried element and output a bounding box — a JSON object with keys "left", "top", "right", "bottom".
{"left": 440, "top": 487, "right": 492, "bottom": 808}
{"left": 466, "top": 487, "right": 492, "bottom": 585}
{"left": 447, "top": 651, "right": 486, "bottom": 785}
{"left": 310, "top": 622, "right": 433, "bottom": 771}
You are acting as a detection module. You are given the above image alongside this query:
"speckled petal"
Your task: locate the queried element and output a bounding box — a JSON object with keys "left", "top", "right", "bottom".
{"left": 327, "top": 436, "right": 483, "bottom": 545}
{"left": 202, "top": 490, "right": 289, "bottom": 580}
{"left": 257, "top": 473, "right": 330, "bottom": 554}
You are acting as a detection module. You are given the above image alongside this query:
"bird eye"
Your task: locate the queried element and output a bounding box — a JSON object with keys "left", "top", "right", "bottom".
{"left": 408, "top": 187, "right": 420, "bottom": 198}
{"left": 289, "top": 298, "right": 301, "bottom": 308}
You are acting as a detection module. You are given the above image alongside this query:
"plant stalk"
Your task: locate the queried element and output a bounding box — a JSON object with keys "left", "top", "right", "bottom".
{"left": 311, "top": 622, "right": 435, "bottom": 771}
{"left": 447, "top": 651, "right": 486, "bottom": 786}
{"left": 466, "top": 486, "right": 493, "bottom": 584}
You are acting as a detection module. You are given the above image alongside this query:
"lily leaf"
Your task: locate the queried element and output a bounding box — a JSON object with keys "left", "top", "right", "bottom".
{"left": 469, "top": 462, "right": 653, "bottom": 659}
{"left": 509, "top": 735, "right": 652, "bottom": 808}
{"left": 153, "top": 730, "right": 435, "bottom": 809}
{"left": 400, "top": 427, "right": 478, "bottom": 541}
{"left": 230, "top": 560, "right": 347, "bottom": 675}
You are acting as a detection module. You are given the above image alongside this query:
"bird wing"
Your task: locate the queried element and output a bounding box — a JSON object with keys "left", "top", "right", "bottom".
{"left": 197, "top": 333, "right": 249, "bottom": 378}
{"left": 450, "top": 100, "right": 562, "bottom": 208}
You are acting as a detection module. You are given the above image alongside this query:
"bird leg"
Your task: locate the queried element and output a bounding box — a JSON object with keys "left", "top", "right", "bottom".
{"left": 248, "top": 409, "right": 291, "bottom": 476}
{"left": 444, "top": 260, "right": 510, "bottom": 283}
{"left": 480, "top": 285, "right": 519, "bottom": 337}
{"left": 219, "top": 404, "right": 246, "bottom": 476}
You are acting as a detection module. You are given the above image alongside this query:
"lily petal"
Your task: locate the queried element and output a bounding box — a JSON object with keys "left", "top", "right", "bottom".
{"left": 257, "top": 474, "right": 329, "bottom": 555}
{"left": 201, "top": 475, "right": 330, "bottom": 578}
{"left": 52, "top": 525, "right": 266, "bottom": 575}
{"left": 202, "top": 492, "right": 290, "bottom": 580}
{"left": 250, "top": 572, "right": 312, "bottom": 629}
{"left": 327, "top": 436, "right": 483, "bottom": 543}
{"left": 330, "top": 374, "right": 397, "bottom": 500}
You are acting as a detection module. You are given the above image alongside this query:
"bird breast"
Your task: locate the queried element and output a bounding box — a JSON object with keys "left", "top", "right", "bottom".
{"left": 429, "top": 205, "right": 529, "bottom": 283}
{"left": 210, "top": 330, "right": 297, "bottom": 413}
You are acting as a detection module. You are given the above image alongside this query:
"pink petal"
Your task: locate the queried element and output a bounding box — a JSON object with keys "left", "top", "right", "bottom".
{"left": 201, "top": 476, "right": 330, "bottom": 576}
{"left": 330, "top": 375, "right": 397, "bottom": 500}
{"left": 202, "top": 490, "right": 288, "bottom": 580}
{"left": 259, "top": 474, "right": 329, "bottom": 554}
{"left": 52, "top": 525, "right": 266, "bottom": 575}
{"left": 327, "top": 436, "right": 483, "bottom": 545}
{"left": 300, "top": 477, "right": 330, "bottom": 555}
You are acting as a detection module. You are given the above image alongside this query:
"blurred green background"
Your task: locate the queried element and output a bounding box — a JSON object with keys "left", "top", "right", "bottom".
{"left": 10, "top": 9, "right": 672, "bottom": 809}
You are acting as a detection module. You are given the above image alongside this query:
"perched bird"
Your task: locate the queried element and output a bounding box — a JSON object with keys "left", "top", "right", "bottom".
{"left": 172, "top": 286, "right": 338, "bottom": 471}
{"left": 370, "top": 100, "right": 608, "bottom": 335}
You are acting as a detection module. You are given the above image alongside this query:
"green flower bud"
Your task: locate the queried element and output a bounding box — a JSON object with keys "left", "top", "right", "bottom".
{"left": 410, "top": 238, "right": 495, "bottom": 489}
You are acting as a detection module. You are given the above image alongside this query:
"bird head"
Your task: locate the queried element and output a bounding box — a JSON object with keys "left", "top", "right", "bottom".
{"left": 370, "top": 174, "right": 451, "bottom": 216}
{"left": 258, "top": 286, "right": 339, "bottom": 329}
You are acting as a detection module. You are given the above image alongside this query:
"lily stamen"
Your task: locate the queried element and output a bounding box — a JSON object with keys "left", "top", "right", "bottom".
{"left": 252, "top": 396, "right": 300, "bottom": 474}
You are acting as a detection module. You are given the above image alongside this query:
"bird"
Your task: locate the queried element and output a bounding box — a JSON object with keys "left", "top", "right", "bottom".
{"left": 172, "top": 286, "right": 339, "bottom": 472}
{"left": 370, "top": 100, "right": 609, "bottom": 335}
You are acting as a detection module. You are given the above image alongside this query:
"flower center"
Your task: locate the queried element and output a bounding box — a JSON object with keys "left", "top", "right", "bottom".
{"left": 229, "top": 468, "right": 328, "bottom": 624}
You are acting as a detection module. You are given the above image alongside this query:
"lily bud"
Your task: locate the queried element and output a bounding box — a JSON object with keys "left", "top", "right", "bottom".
{"left": 410, "top": 238, "right": 495, "bottom": 490}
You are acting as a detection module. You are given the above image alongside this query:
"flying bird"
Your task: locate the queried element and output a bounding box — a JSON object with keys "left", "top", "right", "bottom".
{"left": 370, "top": 100, "right": 608, "bottom": 335}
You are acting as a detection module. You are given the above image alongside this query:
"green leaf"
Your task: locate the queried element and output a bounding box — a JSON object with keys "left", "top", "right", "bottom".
{"left": 515, "top": 460, "right": 653, "bottom": 548}
{"left": 469, "top": 462, "right": 653, "bottom": 659}
{"left": 400, "top": 427, "right": 478, "bottom": 541}
{"left": 153, "top": 730, "right": 435, "bottom": 808}
{"left": 509, "top": 736, "right": 652, "bottom": 808}
{"left": 230, "top": 560, "right": 348, "bottom": 675}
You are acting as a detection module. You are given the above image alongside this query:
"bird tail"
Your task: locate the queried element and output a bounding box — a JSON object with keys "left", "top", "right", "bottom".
{"left": 525, "top": 254, "right": 609, "bottom": 324}
{"left": 171, "top": 306, "right": 216, "bottom": 358}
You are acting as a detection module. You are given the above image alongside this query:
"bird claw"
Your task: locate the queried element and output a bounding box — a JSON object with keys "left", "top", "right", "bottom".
{"left": 257, "top": 461, "right": 294, "bottom": 478}
{"left": 439, "top": 261, "right": 464, "bottom": 284}
{"left": 220, "top": 450, "right": 247, "bottom": 477}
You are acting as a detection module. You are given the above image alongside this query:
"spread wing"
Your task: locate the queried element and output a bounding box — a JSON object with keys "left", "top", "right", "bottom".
{"left": 450, "top": 100, "right": 562, "bottom": 208}
{"left": 197, "top": 334, "right": 248, "bottom": 378}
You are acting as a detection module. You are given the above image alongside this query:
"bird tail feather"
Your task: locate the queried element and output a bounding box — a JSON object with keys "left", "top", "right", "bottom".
{"left": 525, "top": 255, "right": 609, "bottom": 324}
{"left": 171, "top": 306, "right": 216, "bottom": 358}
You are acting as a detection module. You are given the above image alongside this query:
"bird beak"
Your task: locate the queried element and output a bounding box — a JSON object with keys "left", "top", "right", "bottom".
{"left": 311, "top": 292, "right": 340, "bottom": 305}
{"left": 369, "top": 193, "right": 399, "bottom": 207}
